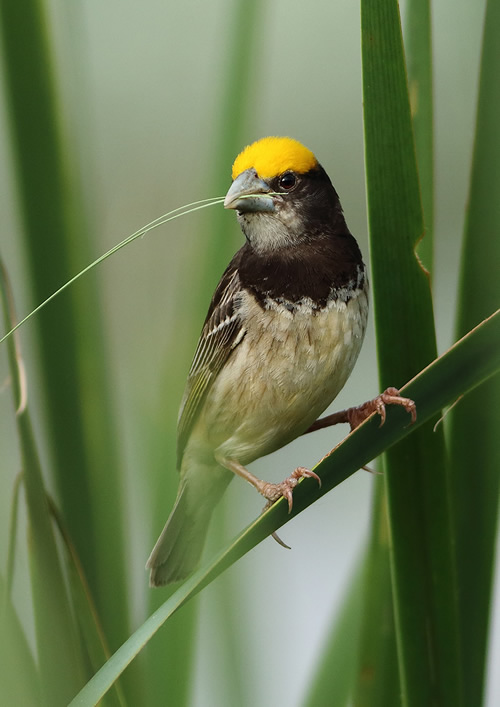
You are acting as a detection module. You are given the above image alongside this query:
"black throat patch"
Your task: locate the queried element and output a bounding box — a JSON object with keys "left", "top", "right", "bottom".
{"left": 234, "top": 234, "right": 365, "bottom": 311}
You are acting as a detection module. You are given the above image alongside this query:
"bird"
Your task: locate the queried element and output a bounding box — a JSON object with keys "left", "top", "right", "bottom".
{"left": 147, "top": 136, "right": 414, "bottom": 587}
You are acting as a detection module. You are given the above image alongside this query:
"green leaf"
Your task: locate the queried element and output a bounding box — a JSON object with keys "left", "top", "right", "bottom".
{"left": 361, "top": 1, "right": 461, "bottom": 704}
{"left": 0, "top": 573, "right": 41, "bottom": 706}
{"left": 68, "top": 309, "right": 500, "bottom": 707}
{"left": 0, "top": 260, "right": 85, "bottom": 705}
{"left": 450, "top": 1, "right": 500, "bottom": 704}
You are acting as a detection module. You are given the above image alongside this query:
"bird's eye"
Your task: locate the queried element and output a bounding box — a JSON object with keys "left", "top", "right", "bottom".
{"left": 279, "top": 172, "right": 297, "bottom": 190}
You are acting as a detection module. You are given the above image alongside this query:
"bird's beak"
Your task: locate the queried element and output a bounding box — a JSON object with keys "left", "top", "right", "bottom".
{"left": 224, "top": 168, "right": 275, "bottom": 213}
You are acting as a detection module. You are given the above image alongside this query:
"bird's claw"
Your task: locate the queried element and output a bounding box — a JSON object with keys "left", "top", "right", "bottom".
{"left": 377, "top": 387, "right": 417, "bottom": 426}
{"left": 348, "top": 387, "right": 416, "bottom": 430}
{"left": 260, "top": 466, "right": 321, "bottom": 513}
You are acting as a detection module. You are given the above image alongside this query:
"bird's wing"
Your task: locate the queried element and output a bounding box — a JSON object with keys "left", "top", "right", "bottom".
{"left": 177, "top": 264, "right": 246, "bottom": 464}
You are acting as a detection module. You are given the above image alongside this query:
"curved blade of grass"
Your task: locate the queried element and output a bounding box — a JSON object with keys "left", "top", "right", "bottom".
{"left": 361, "top": 2, "right": 460, "bottom": 704}
{"left": 450, "top": 2, "right": 500, "bottom": 703}
{"left": 0, "top": 260, "right": 85, "bottom": 704}
{"left": 0, "top": 197, "right": 225, "bottom": 346}
{"left": 68, "top": 309, "right": 500, "bottom": 707}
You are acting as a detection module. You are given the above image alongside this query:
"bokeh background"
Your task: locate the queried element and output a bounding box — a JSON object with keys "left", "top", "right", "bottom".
{"left": 1, "top": 1, "right": 498, "bottom": 705}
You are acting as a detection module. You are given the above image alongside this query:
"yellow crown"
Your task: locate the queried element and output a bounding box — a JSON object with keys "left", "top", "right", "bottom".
{"left": 231, "top": 136, "right": 318, "bottom": 180}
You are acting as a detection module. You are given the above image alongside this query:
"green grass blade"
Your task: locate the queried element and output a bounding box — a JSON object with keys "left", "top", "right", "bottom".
{"left": 68, "top": 309, "right": 500, "bottom": 707}
{"left": 0, "top": 573, "right": 41, "bottom": 706}
{"left": 0, "top": 261, "right": 85, "bottom": 704}
{"left": 4, "top": 473, "right": 23, "bottom": 598}
{"left": 0, "top": 198, "right": 225, "bottom": 346}
{"left": 361, "top": 1, "right": 461, "bottom": 704}
{"left": 0, "top": 0, "right": 130, "bottom": 653}
{"left": 405, "top": 0, "right": 434, "bottom": 272}
{"left": 450, "top": 1, "right": 500, "bottom": 703}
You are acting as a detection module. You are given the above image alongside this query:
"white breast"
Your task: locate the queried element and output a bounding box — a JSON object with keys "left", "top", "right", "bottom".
{"left": 189, "top": 285, "right": 368, "bottom": 466}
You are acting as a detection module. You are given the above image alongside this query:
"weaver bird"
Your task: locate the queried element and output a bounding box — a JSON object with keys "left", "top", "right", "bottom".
{"left": 147, "top": 136, "right": 414, "bottom": 586}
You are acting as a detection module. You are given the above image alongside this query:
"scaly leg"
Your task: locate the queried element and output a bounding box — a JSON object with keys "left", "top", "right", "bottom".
{"left": 304, "top": 387, "right": 416, "bottom": 435}
{"left": 216, "top": 456, "right": 321, "bottom": 514}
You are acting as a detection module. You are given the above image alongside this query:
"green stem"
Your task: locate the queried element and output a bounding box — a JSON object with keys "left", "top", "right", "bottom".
{"left": 450, "top": 1, "right": 500, "bottom": 703}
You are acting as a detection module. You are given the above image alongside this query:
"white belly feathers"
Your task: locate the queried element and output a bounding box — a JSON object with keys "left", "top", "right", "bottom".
{"left": 187, "top": 285, "right": 368, "bottom": 467}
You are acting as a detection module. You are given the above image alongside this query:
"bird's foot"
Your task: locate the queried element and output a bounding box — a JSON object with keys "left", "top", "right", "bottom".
{"left": 260, "top": 466, "right": 321, "bottom": 513}
{"left": 346, "top": 387, "right": 416, "bottom": 431}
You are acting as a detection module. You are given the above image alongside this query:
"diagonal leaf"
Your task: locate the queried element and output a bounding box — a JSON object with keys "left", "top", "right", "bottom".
{"left": 68, "top": 309, "right": 500, "bottom": 707}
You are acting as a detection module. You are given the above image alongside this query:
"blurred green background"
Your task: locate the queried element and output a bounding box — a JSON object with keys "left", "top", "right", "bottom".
{"left": 0, "top": 0, "right": 497, "bottom": 705}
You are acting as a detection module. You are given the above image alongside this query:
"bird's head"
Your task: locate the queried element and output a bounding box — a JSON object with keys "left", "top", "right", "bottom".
{"left": 224, "top": 136, "right": 346, "bottom": 253}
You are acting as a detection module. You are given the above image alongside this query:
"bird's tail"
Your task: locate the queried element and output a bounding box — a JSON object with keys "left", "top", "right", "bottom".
{"left": 146, "top": 465, "right": 230, "bottom": 587}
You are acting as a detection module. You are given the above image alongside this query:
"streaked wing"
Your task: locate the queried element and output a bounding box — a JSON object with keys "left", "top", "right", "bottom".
{"left": 177, "top": 264, "right": 245, "bottom": 463}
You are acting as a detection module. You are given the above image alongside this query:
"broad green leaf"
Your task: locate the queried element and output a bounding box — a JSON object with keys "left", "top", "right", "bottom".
{"left": 450, "top": 1, "right": 500, "bottom": 704}
{"left": 361, "top": 1, "right": 460, "bottom": 704}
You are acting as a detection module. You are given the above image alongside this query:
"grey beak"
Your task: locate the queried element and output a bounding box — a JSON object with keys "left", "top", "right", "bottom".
{"left": 224, "top": 168, "right": 275, "bottom": 213}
